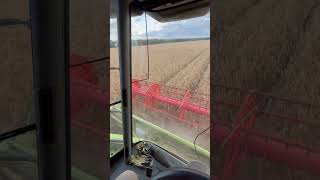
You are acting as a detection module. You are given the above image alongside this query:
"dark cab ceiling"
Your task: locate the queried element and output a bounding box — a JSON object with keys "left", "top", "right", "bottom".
{"left": 110, "top": 0, "right": 210, "bottom": 22}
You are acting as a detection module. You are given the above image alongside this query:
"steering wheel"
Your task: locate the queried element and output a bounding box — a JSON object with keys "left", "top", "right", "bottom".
{"left": 151, "top": 168, "right": 209, "bottom": 180}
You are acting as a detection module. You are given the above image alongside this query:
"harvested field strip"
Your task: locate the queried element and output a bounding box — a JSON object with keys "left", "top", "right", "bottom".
{"left": 195, "top": 63, "right": 210, "bottom": 95}
{"left": 110, "top": 70, "right": 120, "bottom": 103}
{"left": 110, "top": 40, "right": 210, "bottom": 90}
{"left": 148, "top": 40, "right": 209, "bottom": 84}
{"left": 160, "top": 49, "right": 210, "bottom": 87}
{"left": 165, "top": 48, "right": 209, "bottom": 91}
{"left": 110, "top": 40, "right": 210, "bottom": 101}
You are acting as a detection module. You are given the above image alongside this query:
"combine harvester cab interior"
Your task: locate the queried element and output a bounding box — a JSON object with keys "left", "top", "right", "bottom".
{"left": 110, "top": 0, "right": 210, "bottom": 179}
{"left": 0, "top": 0, "right": 209, "bottom": 179}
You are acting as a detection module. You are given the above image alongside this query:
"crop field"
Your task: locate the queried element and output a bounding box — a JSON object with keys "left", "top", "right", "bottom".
{"left": 110, "top": 39, "right": 210, "bottom": 167}
{"left": 110, "top": 40, "right": 210, "bottom": 153}
{"left": 110, "top": 40, "right": 210, "bottom": 102}
{"left": 110, "top": 40, "right": 210, "bottom": 140}
{"left": 212, "top": 0, "right": 320, "bottom": 179}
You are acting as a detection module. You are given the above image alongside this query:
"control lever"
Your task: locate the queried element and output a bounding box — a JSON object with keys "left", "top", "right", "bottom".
{"left": 146, "top": 160, "right": 153, "bottom": 177}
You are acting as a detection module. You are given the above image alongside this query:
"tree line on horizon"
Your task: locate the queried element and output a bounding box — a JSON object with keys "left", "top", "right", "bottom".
{"left": 110, "top": 37, "right": 209, "bottom": 48}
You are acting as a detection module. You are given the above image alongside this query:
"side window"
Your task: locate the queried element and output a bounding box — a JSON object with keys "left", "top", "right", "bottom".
{"left": 69, "top": 0, "right": 108, "bottom": 179}
{"left": 0, "top": 1, "right": 39, "bottom": 179}
{"left": 110, "top": 0, "right": 124, "bottom": 157}
{"left": 0, "top": 1, "right": 34, "bottom": 136}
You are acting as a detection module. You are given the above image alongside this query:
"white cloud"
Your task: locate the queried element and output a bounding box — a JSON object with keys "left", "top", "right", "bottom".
{"left": 110, "top": 12, "right": 210, "bottom": 41}
{"left": 131, "top": 15, "right": 167, "bottom": 40}
{"left": 146, "top": 13, "right": 210, "bottom": 39}
{"left": 110, "top": 19, "right": 118, "bottom": 41}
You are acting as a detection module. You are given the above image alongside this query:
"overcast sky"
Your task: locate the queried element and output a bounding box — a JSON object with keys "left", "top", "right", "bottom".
{"left": 110, "top": 13, "right": 209, "bottom": 41}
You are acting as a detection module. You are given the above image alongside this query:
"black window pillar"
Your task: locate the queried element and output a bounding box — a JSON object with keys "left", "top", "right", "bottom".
{"left": 118, "top": 0, "right": 133, "bottom": 163}
{"left": 30, "top": 0, "right": 70, "bottom": 179}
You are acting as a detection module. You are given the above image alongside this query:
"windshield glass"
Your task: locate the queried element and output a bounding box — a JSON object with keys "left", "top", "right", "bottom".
{"left": 110, "top": 5, "right": 210, "bottom": 168}
{"left": 130, "top": 12, "right": 210, "bottom": 167}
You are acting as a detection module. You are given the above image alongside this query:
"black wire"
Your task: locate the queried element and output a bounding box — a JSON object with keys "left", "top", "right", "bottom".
{"left": 193, "top": 125, "right": 210, "bottom": 160}
{"left": 144, "top": 11, "right": 150, "bottom": 80}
